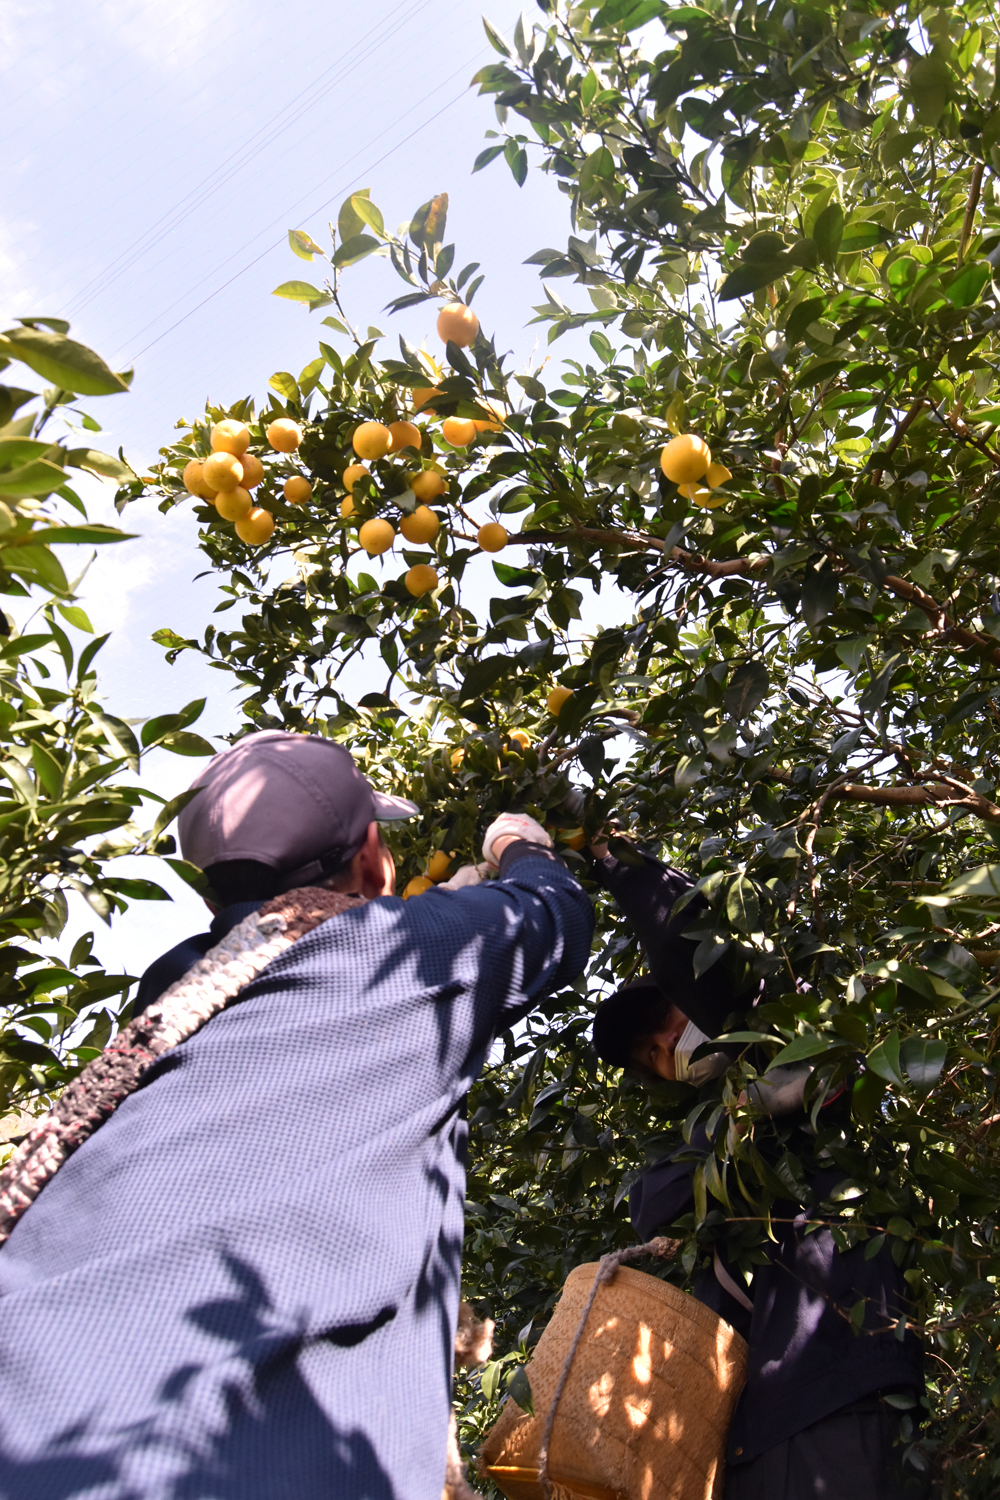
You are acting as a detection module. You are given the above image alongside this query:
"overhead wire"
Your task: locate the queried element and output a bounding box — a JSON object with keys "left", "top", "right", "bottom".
{"left": 62, "top": 0, "right": 433, "bottom": 319}
{"left": 120, "top": 48, "right": 490, "bottom": 364}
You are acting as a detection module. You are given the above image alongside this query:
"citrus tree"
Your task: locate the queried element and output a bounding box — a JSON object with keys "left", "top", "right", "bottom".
{"left": 143, "top": 1, "right": 1000, "bottom": 1488}
{"left": 0, "top": 319, "right": 213, "bottom": 1136}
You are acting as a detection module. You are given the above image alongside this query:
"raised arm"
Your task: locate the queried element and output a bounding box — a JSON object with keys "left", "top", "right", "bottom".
{"left": 591, "top": 847, "right": 748, "bottom": 1039}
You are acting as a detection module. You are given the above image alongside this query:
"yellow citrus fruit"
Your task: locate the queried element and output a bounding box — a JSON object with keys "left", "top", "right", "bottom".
{"left": 283, "top": 475, "right": 312, "bottom": 505}
{"left": 477, "top": 522, "right": 508, "bottom": 553}
{"left": 343, "top": 464, "right": 370, "bottom": 492}
{"left": 660, "top": 433, "right": 712, "bottom": 484}
{"left": 427, "top": 850, "right": 451, "bottom": 882}
{"left": 203, "top": 452, "right": 243, "bottom": 493}
{"left": 680, "top": 482, "right": 723, "bottom": 508}
{"left": 239, "top": 453, "right": 264, "bottom": 489}
{"left": 340, "top": 496, "right": 356, "bottom": 518}
{"left": 353, "top": 422, "right": 392, "bottom": 461}
{"left": 437, "top": 301, "right": 479, "bottom": 347}
{"left": 215, "top": 486, "right": 253, "bottom": 521}
{"left": 450, "top": 747, "right": 464, "bottom": 769}
{"left": 472, "top": 400, "right": 505, "bottom": 434}
{"left": 210, "top": 419, "right": 251, "bottom": 456}
{"left": 442, "top": 416, "right": 477, "bottom": 446}
{"left": 182, "top": 459, "right": 208, "bottom": 497}
{"left": 562, "top": 828, "right": 587, "bottom": 851}
{"left": 236, "top": 507, "right": 275, "bottom": 545}
{"left": 705, "top": 462, "right": 732, "bottom": 488}
{"left": 411, "top": 387, "right": 443, "bottom": 414}
{"left": 266, "top": 418, "right": 302, "bottom": 453}
{"left": 400, "top": 506, "right": 439, "bottom": 544}
{"left": 403, "top": 875, "right": 434, "bottom": 899}
{"left": 547, "top": 685, "right": 574, "bottom": 717}
{"left": 410, "top": 470, "right": 447, "bottom": 502}
{"left": 405, "top": 563, "right": 438, "bottom": 597}
{"left": 358, "top": 518, "right": 395, "bottom": 555}
{"left": 507, "top": 729, "right": 531, "bottom": 752}
{"left": 388, "top": 420, "right": 422, "bottom": 453}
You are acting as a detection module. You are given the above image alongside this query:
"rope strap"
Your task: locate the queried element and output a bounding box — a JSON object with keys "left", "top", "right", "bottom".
{"left": 536, "top": 1236, "right": 680, "bottom": 1500}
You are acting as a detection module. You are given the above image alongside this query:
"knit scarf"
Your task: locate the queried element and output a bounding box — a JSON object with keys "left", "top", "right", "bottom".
{"left": 0, "top": 887, "right": 366, "bottom": 1248}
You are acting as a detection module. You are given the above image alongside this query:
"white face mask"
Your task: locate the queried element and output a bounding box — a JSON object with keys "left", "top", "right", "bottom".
{"left": 673, "top": 1019, "right": 730, "bottom": 1085}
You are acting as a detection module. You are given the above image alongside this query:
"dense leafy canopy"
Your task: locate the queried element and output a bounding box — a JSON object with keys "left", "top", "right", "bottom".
{"left": 0, "top": 323, "right": 210, "bottom": 1126}
{"left": 141, "top": 1, "right": 1000, "bottom": 1489}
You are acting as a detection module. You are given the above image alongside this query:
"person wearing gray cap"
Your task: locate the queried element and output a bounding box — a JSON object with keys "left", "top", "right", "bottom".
{"left": 0, "top": 731, "right": 594, "bottom": 1500}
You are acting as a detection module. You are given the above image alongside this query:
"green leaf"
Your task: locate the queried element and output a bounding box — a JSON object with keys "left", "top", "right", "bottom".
{"left": 0, "top": 437, "right": 63, "bottom": 468}
{"left": 64, "top": 447, "right": 136, "bottom": 482}
{"left": 718, "top": 257, "right": 790, "bottom": 300}
{"left": 30, "top": 742, "right": 62, "bottom": 798}
{"left": 105, "top": 877, "right": 171, "bottom": 902}
{"left": 159, "top": 730, "right": 215, "bottom": 756}
{"left": 0, "top": 757, "right": 37, "bottom": 807}
{"left": 0, "top": 327, "right": 129, "bottom": 396}
{"left": 768, "top": 1033, "right": 841, "bottom": 1068}
{"left": 723, "top": 661, "right": 769, "bottom": 720}
{"left": 410, "top": 194, "right": 449, "bottom": 254}
{"left": 332, "top": 235, "right": 381, "bottom": 270}
{"left": 474, "top": 144, "right": 506, "bottom": 173}
{"left": 899, "top": 1036, "right": 947, "bottom": 1096}
{"left": 349, "top": 194, "right": 385, "bottom": 239}
{"left": 946, "top": 261, "right": 990, "bottom": 308}
{"left": 726, "top": 874, "right": 760, "bottom": 934}
{"left": 0, "top": 457, "right": 67, "bottom": 499}
{"left": 268, "top": 371, "right": 300, "bottom": 403}
{"left": 56, "top": 603, "right": 93, "bottom": 633}
{"left": 89, "top": 711, "right": 140, "bottom": 771}
{"left": 272, "top": 281, "right": 332, "bottom": 310}
{"left": 150, "top": 787, "right": 204, "bottom": 847}
{"left": 298, "top": 357, "right": 325, "bottom": 399}
{"left": 288, "top": 229, "right": 324, "bottom": 260}
{"left": 5, "top": 544, "right": 70, "bottom": 594}
{"left": 506, "top": 1364, "right": 534, "bottom": 1415}
{"left": 813, "top": 203, "right": 844, "bottom": 264}
{"left": 162, "top": 857, "right": 211, "bottom": 894}
{"left": 867, "top": 1031, "right": 904, "bottom": 1087}
{"left": 939, "top": 864, "right": 1000, "bottom": 900}
{"left": 482, "top": 16, "right": 511, "bottom": 55}
{"left": 908, "top": 50, "right": 951, "bottom": 127}
{"left": 28, "top": 524, "right": 134, "bottom": 546}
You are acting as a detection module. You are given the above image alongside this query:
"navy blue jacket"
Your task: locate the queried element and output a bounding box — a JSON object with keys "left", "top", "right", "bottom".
{"left": 0, "top": 846, "right": 593, "bottom": 1500}
{"left": 594, "top": 851, "right": 923, "bottom": 1465}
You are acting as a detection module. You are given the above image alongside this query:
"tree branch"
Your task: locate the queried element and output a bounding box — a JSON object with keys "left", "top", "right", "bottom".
{"left": 771, "top": 768, "right": 1000, "bottom": 825}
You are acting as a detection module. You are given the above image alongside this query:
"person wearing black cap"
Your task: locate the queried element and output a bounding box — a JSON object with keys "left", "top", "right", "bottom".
{"left": 0, "top": 732, "right": 594, "bottom": 1500}
{"left": 590, "top": 839, "right": 927, "bottom": 1500}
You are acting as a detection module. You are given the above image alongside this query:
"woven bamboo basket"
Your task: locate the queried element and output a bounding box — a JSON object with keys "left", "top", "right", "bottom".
{"left": 479, "top": 1263, "right": 747, "bottom": 1500}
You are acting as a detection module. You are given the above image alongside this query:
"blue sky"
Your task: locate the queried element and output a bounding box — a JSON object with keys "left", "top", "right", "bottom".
{"left": 4, "top": 0, "right": 621, "bottom": 981}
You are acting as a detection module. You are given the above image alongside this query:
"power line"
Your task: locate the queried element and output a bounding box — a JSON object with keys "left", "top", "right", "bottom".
{"left": 121, "top": 54, "right": 486, "bottom": 364}
{"left": 62, "top": 0, "right": 432, "bottom": 319}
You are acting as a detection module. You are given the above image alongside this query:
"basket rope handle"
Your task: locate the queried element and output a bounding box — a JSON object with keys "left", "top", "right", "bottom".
{"left": 536, "top": 1236, "right": 681, "bottom": 1500}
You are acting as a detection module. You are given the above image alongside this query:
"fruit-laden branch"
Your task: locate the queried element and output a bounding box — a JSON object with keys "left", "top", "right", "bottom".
{"left": 771, "top": 769, "right": 1000, "bottom": 825}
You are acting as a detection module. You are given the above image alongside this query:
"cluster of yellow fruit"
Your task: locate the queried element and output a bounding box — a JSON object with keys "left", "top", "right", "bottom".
{"left": 182, "top": 416, "right": 314, "bottom": 546}
{"left": 659, "top": 433, "right": 732, "bottom": 508}
{"left": 336, "top": 313, "right": 510, "bottom": 597}
{"left": 402, "top": 847, "right": 453, "bottom": 899}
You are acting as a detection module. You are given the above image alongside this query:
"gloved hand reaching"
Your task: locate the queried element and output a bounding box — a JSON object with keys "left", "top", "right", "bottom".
{"left": 481, "top": 813, "right": 552, "bottom": 869}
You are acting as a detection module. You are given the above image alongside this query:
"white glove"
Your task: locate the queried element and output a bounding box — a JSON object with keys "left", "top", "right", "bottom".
{"left": 437, "top": 862, "right": 491, "bottom": 890}
{"left": 482, "top": 813, "right": 552, "bottom": 869}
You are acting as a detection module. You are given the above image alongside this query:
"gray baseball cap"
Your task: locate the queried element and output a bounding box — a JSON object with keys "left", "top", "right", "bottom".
{"left": 178, "top": 731, "right": 417, "bottom": 889}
